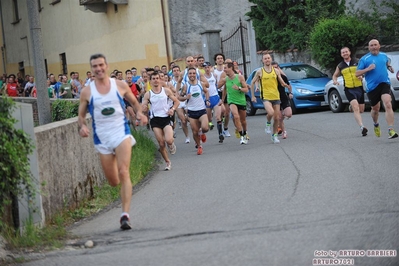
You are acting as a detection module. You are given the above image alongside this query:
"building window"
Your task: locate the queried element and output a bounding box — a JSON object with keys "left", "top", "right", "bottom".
{"left": 60, "top": 53, "right": 67, "bottom": 75}
{"left": 19, "top": 61, "right": 25, "bottom": 77}
{"left": 12, "top": 0, "right": 20, "bottom": 24}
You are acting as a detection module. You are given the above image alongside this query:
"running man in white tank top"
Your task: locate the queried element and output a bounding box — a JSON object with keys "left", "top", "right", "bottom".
{"left": 171, "top": 65, "right": 191, "bottom": 143}
{"left": 179, "top": 67, "right": 210, "bottom": 155}
{"left": 214, "top": 53, "right": 231, "bottom": 137}
{"left": 141, "top": 72, "right": 180, "bottom": 171}
{"left": 176, "top": 55, "right": 209, "bottom": 96}
{"left": 78, "top": 54, "right": 148, "bottom": 230}
{"left": 203, "top": 61, "right": 224, "bottom": 143}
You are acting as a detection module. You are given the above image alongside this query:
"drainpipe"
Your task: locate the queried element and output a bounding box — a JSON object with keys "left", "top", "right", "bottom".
{"left": 0, "top": 1, "right": 7, "bottom": 73}
{"left": 160, "top": 0, "right": 171, "bottom": 65}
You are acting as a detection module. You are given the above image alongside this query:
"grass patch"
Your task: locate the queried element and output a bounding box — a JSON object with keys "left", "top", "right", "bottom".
{"left": 3, "top": 216, "right": 66, "bottom": 252}
{"left": 1, "top": 128, "right": 156, "bottom": 255}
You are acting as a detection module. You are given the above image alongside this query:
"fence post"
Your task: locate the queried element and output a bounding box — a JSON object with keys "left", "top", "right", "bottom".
{"left": 246, "top": 18, "right": 259, "bottom": 72}
{"left": 12, "top": 102, "right": 45, "bottom": 230}
{"left": 239, "top": 18, "right": 248, "bottom": 79}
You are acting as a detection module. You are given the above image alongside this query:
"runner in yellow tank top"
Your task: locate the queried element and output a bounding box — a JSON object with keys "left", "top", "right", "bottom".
{"left": 260, "top": 67, "right": 280, "bottom": 101}
{"left": 250, "top": 53, "right": 288, "bottom": 144}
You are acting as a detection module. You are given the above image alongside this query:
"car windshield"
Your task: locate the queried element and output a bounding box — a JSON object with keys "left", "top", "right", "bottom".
{"left": 280, "top": 65, "right": 326, "bottom": 80}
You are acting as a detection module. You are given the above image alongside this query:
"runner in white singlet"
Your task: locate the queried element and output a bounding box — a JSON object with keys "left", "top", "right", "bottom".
{"left": 78, "top": 54, "right": 147, "bottom": 230}
{"left": 179, "top": 67, "right": 210, "bottom": 155}
{"left": 141, "top": 72, "right": 180, "bottom": 170}
{"left": 171, "top": 65, "right": 190, "bottom": 143}
{"left": 203, "top": 61, "right": 224, "bottom": 143}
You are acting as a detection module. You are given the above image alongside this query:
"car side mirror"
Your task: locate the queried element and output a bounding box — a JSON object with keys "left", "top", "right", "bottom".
{"left": 396, "top": 70, "right": 399, "bottom": 81}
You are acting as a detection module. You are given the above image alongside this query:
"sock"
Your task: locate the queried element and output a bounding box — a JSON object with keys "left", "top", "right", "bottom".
{"left": 243, "top": 130, "right": 247, "bottom": 136}
{"left": 224, "top": 127, "right": 228, "bottom": 131}
{"left": 217, "top": 121, "right": 222, "bottom": 135}
{"left": 240, "top": 131, "right": 244, "bottom": 137}
{"left": 266, "top": 121, "right": 271, "bottom": 126}
{"left": 121, "top": 212, "right": 129, "bottom": 218}
{"left": 374, "top": 123, "right": 379, "bottom": 127}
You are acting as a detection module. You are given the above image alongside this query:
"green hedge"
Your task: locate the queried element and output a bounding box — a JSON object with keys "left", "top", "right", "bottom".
{"left": 51, "top": 100, "right": 80, "bottom": 122}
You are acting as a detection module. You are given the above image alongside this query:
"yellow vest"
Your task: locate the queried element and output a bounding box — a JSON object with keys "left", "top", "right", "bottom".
{"left": 146, "top": 81, "right": 152, "bottom": 92}
{"left": 260, "top": 67, "right": 280, "bottom": 101}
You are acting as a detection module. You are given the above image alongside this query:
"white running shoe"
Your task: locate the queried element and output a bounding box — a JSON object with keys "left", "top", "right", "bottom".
{"left": 240, "top": 136, "right": 248, "bottom": 145}
{"left": 185, "top": 137, "right": 190, "bottom": 144}
{"left": 165, "top": 161, "right": 172, "bottom": 171}
{"left": 272, "top": 134, "right": 280, "bottom": 144}
{"left": 282, "top": 131, "right": 287, "bottom": 139}
{"left": 265, "top": 123, "right": 271, "bottom": 134}
{"left": 168, "top": 143, "right": 177, "bottom": 154}
{"left": 223, "top": 130, "right": 231, "bottom": 137}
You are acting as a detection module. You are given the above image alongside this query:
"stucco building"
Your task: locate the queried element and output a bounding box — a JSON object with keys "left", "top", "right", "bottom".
{"left": 0, "top": 0, "right": 172, "bottom": 78}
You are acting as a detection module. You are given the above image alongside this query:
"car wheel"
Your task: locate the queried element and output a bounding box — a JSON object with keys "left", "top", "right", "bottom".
{"left": 246, "top": 96, "right": 256, "bottom": 116}
{"left": 328, "top": 90, "right": 345, "bottom": 113}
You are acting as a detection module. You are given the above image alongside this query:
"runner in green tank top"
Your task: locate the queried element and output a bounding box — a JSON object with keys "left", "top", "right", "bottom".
{"left": 219, "top": 62, "right": 249, "bottom": 145}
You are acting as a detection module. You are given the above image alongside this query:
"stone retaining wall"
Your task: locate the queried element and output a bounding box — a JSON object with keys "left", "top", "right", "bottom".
{"left": 34, "top": 114, "right": 105, "bottom": 220}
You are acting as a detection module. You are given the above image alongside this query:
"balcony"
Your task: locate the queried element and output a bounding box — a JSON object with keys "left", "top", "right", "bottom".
{"left": 79, "top": 0, "right": 128, "bottom": 13}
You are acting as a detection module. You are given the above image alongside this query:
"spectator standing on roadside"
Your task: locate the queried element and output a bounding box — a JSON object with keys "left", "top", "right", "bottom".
{"left": 60, "top": 75, "right": 74, "bottom": 99}
{"left": 24, "top": 76, "right": 36, "bottom": 97}
{"left": 6, "top": 74, "right": 19, "bottom": 97}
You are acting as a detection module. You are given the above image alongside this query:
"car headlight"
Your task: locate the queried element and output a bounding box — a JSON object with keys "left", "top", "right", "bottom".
{"left": 295, "top": 88, "right": 313, "bottom": 95}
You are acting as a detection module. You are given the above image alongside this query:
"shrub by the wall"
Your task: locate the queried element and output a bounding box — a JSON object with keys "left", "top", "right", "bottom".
{"left": 0, "top": 96, "right": 35, "bottom": 230}
{"left": 52, "top": 100, "right": 80, "bottom": 122}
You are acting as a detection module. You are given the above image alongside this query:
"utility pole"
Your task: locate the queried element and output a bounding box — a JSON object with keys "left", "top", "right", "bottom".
{"left": 26, "top": 0, "right": 51, "bottom": 125}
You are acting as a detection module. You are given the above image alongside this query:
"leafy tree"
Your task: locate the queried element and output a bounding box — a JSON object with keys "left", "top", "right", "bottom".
{"left": 247, "top": 0, "right": 346, "bottom": 51}
{"left": 347, "top": 0, "right": 399, "bottom": 45}
{"left": 309, "top": 16, "right": 374, "bottom": 71}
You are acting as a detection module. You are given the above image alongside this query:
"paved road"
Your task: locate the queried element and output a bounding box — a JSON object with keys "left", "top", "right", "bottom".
{"left": 23, "top": 110, "right": 399, "bottom": 266}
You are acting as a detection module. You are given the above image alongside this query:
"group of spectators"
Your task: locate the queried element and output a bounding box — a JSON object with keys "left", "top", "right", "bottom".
{"left": 0, "top": 72, "right": 37, "bottom": 98}
{"left": 0, "top": 71, "right": 86, "bottom": 99}
{"left": 0, "top": 55, "right": 242, "bottom": 102}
